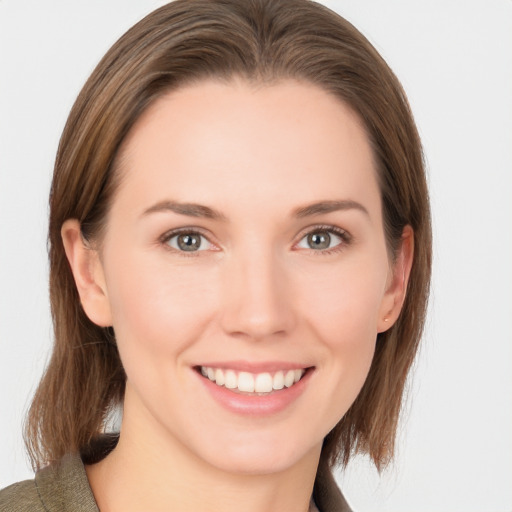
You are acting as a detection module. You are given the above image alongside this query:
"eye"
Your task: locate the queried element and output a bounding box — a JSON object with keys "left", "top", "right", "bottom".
{"left": 165, "top": 231, "right": 211, "bottom": 252}
{"left": 296, "top": 227, "right": 348, "bottom": 252}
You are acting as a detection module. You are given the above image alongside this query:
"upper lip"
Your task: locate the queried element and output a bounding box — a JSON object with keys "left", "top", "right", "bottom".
{"left": 194, "top": 361, "right": 313, "bottom": 373}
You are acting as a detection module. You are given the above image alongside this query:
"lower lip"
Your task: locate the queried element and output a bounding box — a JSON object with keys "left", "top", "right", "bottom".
{"left": 196, "top": 369, "right": 313, "bottom": 416}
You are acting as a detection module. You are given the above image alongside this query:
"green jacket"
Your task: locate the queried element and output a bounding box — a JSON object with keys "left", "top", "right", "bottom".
{"left": 0, "top": 453, "right": 352, "bottom": 511}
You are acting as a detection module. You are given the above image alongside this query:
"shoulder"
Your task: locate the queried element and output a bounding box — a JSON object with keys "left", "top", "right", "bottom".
{"left": 0, "top": 453, "right": 99, "bottom": 512}
{"left": 0, "top": 480, "right": 45, "bottom": 512}
{"left": 0, "top": 479, "right": 45, "bottom": 512}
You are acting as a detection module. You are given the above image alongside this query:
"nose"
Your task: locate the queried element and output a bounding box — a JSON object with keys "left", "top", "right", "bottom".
{"left": 220, "top": 248, "right": 297, "bottom": 340}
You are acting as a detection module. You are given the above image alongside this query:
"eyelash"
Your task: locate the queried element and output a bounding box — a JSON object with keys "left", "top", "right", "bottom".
{"left": 295, "top": 224, "right": 352, "bottom": 256}
{"left": 158, "top": 225, "right": 352, "bottom": 256}
{"left": 159, "top": 227, "right": 215, "bottom": 257}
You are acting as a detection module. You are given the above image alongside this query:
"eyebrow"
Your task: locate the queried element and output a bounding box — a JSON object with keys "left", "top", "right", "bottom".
{"left": 141, "top": 198, "right": 368, "bottom": 221}
{"left": 293, "top": 200, "right": 369, "bottom": 218}
{"left": 141, "top": 200, "right": 228, "bottom": 221}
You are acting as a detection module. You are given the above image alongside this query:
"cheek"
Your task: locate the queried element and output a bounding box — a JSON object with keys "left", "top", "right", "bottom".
{"left": 299, "top": 258, "right": 387, "bottom": 344}
{"left": 296, "top": 259, "right": 387, "bottom": 406}
{"left": 104, "top": 252, "right": 220, "bottom": 363}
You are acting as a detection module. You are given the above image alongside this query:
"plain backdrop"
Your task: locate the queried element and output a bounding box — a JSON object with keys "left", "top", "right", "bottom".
{"left": 1, "top": 1, "right": 511, "bottom": 511}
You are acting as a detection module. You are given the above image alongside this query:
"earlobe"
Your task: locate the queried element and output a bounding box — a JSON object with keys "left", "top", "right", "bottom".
{"left": 377, "top": 225, "right": 414, "bottom": 333}
{"left": 61, "top": 219, "right": 113, "bottom": 327}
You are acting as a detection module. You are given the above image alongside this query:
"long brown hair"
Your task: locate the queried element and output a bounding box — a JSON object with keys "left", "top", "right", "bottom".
{"left": 25, "top": 0, "right": 431, "bottom": 472}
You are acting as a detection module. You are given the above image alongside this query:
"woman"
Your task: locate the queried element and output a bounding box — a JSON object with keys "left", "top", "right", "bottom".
{"left": 0, "top": 0, "right": 431, "bottom": 510}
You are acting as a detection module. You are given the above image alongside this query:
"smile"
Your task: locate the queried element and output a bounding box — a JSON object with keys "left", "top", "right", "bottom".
{"left": 199, "top": 366, "right": 306, "bottom": 394}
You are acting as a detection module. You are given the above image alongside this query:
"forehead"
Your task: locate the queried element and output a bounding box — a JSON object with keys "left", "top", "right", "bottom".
{"left": 113, "top": 78, "right": 381, "bottom": 220}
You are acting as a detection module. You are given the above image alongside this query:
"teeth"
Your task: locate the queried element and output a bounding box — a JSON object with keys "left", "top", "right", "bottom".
{"left": 255, "top": 373, "right": 273, "bottom": 393}
{"left": 284, "top": 369, "right": 295, "bottom": 388}
{"left": 238, "top": 372, "right": 255, "bottom": 392}
{"left": 199, "top": 366, "right": 306, "bottom": 394}
{"left": 273, "top": 371, "right": 284, "bottom": 390}
{"left": 215, "top": 368, "right": 225, "bottom": 386}
{"left": 225, "top": 370, "right": 237, "bottom": 389}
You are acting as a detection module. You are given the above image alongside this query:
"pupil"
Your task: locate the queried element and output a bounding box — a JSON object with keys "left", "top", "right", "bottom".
{"left": 308, "top": 232, "right": 330, "bottom": 250}
{"left": 178, "top": 234, "right": 200, "bottom": 251}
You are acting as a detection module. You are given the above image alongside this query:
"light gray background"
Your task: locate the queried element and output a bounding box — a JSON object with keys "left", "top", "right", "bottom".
{"left": 1, "top": 1, "right": 511, "bottom": 511}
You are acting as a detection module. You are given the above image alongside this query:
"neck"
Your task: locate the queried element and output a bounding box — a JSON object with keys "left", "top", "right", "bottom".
{"left": 86, "top": 390, "right": 321, "bottom": 512}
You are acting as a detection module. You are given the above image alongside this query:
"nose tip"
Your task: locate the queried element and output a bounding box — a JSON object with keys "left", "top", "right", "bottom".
{"left": 220, "top": 257, "right": 296, "bottom": 340}
{"left": 226, "top": 302, "right": 287, "bottom": 340}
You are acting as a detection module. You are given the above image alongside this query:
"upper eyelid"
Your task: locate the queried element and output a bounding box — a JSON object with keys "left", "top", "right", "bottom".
{"left": 159, "top": 226, "right": 213, "bottom": 243}
{"left": 295, "top": 224, "right": 351, "bottom": 240}
{"left": 158, "top": 224, "right": 351, "bottom": 248}
{"left": 292, "top": 224, "right": 352, "bottom": 254}
{"left": 159, "top": 228, "right": 218, "bottom": 255}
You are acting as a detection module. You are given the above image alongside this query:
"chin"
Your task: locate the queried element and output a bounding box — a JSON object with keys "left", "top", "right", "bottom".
{"left": 193, "top": 430, "right": 321, "bottom": 476}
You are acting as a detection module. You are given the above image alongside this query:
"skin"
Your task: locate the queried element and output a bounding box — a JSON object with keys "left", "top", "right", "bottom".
{"left": 62, "top": 79, "right": 413, "bottom": 512}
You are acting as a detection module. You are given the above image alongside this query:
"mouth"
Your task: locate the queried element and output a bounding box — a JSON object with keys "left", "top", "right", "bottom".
{"left": 195, "top": 366, "right": 311, "bottom": 396}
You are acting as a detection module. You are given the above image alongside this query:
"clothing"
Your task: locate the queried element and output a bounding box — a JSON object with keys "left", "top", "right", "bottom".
{"left": 0, "top": 445, "right": 352, "bottom": 512}
{"left": 0, "top": 453, "right": 98, "bottom": 512}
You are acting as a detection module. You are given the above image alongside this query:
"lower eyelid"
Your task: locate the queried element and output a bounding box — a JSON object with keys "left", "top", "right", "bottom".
{"left": 160, "top": 229, "right": 214, "bottom": 251}
{"left": 170, "top": 234, "right": 206, "bottom": 250}
{"left": 159, "top": 226, "right": 351, "bottom": 253}
{"left": 297, "top": 226, "right": 350, "bottom": 245}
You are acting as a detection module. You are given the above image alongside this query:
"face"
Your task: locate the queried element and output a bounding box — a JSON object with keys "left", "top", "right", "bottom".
{"left": 71, "top": 79, "right": 404, "bottom": 475}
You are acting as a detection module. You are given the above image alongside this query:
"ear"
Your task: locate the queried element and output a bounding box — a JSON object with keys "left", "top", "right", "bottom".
{"left": 61, "top": 219, "right": 113, "bottom": 327}
{"left": 377, "top": 225, "right": 414, "bottom": 333}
